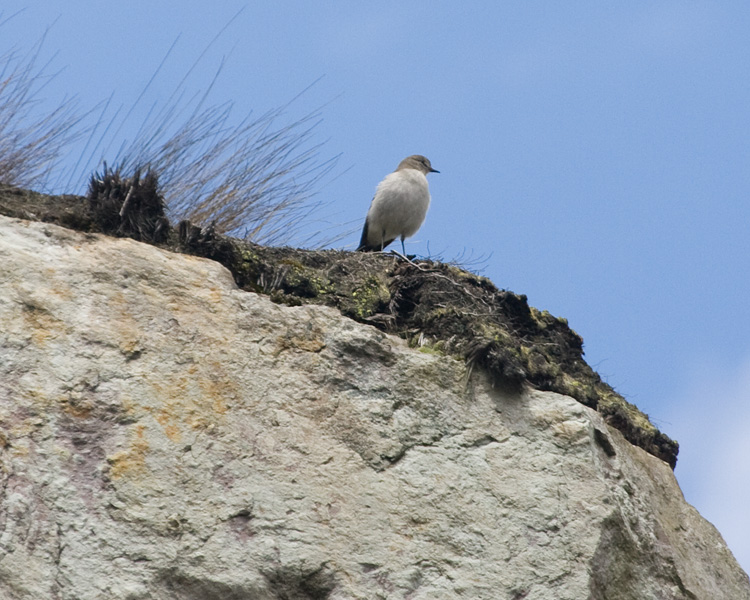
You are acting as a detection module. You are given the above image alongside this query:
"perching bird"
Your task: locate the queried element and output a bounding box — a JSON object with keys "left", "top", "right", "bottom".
{"left": 357, "top": 155, "right": 439, "bottom": 254}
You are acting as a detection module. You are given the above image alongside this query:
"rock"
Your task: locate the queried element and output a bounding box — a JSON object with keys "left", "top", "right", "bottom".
{"left": 0, "top": 215, "right": 747, "bottom": 599}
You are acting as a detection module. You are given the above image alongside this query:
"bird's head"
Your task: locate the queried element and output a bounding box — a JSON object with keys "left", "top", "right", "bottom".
{"left": 397, "top": 155, "right": 439, "bottom": 175}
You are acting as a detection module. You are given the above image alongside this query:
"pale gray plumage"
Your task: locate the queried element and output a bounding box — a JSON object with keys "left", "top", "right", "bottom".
{"left": 357, "top": 155, "right": 439, "bottom": 253}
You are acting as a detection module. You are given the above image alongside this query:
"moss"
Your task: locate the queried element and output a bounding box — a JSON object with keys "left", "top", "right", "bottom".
{"left": 349, "top": 274, "right": 391, "bottom": 318}
{"left": 277, "top": 258, "right": 335, "bottom": 298}
{"left": 411, "top": 337, "right": 448, "bottom": 356}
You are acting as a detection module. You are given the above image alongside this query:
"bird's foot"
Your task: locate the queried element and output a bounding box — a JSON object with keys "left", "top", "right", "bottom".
{"left": 389, "top": 249, "right": 420, "bottom": 265}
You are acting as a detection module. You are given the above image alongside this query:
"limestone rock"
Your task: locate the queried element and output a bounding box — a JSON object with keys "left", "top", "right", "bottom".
{"left": 0, "top": 215, "right": 747, "bottom": 599}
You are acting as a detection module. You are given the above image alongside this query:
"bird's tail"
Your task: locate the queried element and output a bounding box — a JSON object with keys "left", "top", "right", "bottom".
{"left": 356, "top": 220, "right": 372, "bottom": 251}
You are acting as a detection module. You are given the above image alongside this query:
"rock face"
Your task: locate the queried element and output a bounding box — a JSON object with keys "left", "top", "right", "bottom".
{"left": 0, "top": 215, "right": 747, "bottom": 600}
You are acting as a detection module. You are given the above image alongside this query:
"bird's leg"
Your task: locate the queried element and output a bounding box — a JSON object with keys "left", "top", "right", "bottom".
{"left": 400, "top": 237, "right": 406, "bottom": 255}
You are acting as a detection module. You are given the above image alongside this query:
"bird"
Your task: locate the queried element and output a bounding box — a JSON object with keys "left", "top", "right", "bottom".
{"left": 357, "top": 155, "right": 439, "bottom": 254}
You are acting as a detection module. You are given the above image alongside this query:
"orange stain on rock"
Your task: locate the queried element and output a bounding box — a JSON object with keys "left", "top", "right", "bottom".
{"left": 107, "top": 424, "right": 149, "bottom": 480}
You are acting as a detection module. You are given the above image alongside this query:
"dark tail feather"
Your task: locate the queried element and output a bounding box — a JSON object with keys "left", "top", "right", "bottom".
{"left": 357, "top": 219, "right": 372, "bottom": 251}
{"left": 356, "top": 217, "right": 394, "bottom": 251}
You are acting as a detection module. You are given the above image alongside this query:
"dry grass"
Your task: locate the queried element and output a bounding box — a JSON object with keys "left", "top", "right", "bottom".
{"left": 110, "top": 95, "right": 339, "bottom": 246}
{"left": 1, "top": 14, "right": 340, "bottom": 247}
{"left": 0, "top": 30, "right": 83, "bottom": 190}
{"left": 74, "top": 14, "right": 340, "bottom": 247}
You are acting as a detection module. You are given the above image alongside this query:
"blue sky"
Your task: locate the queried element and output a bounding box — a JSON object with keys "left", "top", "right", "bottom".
{"left": 4, "top": 2, "right": 749, "bottom": 573}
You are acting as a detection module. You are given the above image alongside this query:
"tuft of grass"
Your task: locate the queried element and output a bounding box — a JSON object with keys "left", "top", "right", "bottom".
{"left": 111, "top": 95, "right": 339, "bottom": 246}
{"left": 72, "top": 19, "right": 340, "bottom": 248}
{"left": 2, "top": 12, "right": 340, "bottom": 248}
{"left": 87, "top": 165, "right": 169, "bottom": 243}
{"left": 0, "top": 27, "right": 84, "bottom": 190}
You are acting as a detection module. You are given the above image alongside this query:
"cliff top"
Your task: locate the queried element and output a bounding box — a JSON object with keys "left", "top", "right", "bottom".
{"left": 0, "top": 177, "right": 678, "bottom": 467}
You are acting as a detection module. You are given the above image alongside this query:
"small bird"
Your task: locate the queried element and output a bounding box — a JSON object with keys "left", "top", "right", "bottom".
{"left": 357, "top": 155, "right": 439, "bottom": 254}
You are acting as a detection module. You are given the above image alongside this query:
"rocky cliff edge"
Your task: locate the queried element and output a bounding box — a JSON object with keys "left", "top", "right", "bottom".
{"left": 0, "top": 184, "right": 749, "bottom": 598}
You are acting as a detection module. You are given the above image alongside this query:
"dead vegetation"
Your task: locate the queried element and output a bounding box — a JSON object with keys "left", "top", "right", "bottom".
{"left": 0, "top": 184, "right": 679, "bottom": 468}
{"left": 87, "top": 165, "right": 169, "bottom": 243}
{"left": 94, "top": 93, "right": 338, "bottom": 245}
{"left": 0, "top": 32, "right": 83, "bottom": 189}
{"left": 0, "top": 22, "right": 337, "bottom": 247}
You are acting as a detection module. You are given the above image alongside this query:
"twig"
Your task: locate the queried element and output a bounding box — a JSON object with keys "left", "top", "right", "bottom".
{"left": 119, "top": 183, "right": 135, "bottom": 218}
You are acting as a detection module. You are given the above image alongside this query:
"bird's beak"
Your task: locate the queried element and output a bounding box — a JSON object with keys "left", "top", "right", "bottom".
{"left": 430, "top": 167, "right": 440, "bottom": 173}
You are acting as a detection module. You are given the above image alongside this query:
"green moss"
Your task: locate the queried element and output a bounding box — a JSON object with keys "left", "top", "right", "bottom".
{"left": 276, "top": 258, "right": 334, "bottom": 298}
{"left": 409, "top": 336, "right": 448, "bottom": 356}
{"left": 350, "top": 275, "right": 390, "bottom": 318}
{"left": 599, "top": 393, "right": 658, "bottom": 435}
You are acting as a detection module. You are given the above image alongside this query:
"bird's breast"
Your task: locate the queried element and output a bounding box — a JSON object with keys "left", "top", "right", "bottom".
{"left": 367, "top": 170, "right": 431, "bottom": 239}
